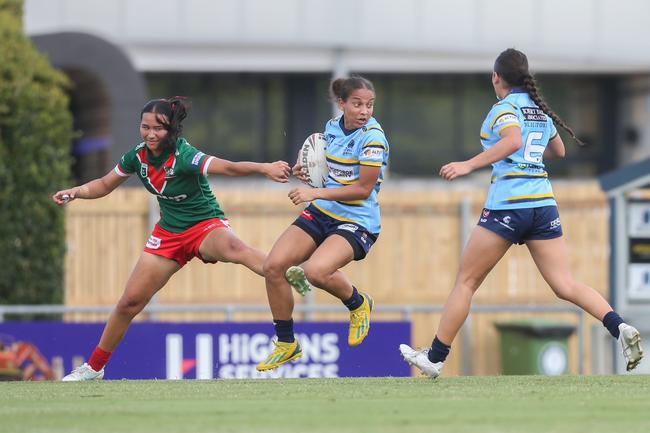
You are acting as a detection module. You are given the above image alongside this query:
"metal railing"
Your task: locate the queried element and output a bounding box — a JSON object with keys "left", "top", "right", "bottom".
{"left": 0, "top": 303, "right": 586, "bottom": 375}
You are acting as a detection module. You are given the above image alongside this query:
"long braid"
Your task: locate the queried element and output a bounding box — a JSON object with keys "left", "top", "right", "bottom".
{"left": 523, "top": 75, "right": 585, "bottom": 146}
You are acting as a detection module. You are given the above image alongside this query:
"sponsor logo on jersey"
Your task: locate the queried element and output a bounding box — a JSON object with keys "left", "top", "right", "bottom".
{"left": 301, "top": 210, "right": 314, "bottom": 221}
{"left": 337, "top": 223, "right": 359, "bottom": 233}
{"left": 360, "top": 232, "right": 368, "bottom": 244}
{"left": 495, "top": 113, "right": 518, "bottom": 126}
{"left": 192, "top": 152, "right": 205, "bottom": 166}
{"left": 521, "top": 107, "right": 548, "bottom": 122}
{"left": 363, "top": 148, "right": 384, "bottom": 159}
{"left": 157, "top": 193, "right": 188, "bottom": 202}
{"left": 343, "top": 141, "right": 355, "bottom": 155}
{"left": 331, "top": 167, "right": 354, "bottom": 179}
{"left": 164, "top": 166, "right": 176, "bottom": 179}
{"left": 146, "top": 235, "right": 161, "bottom": 249}
{"left": 140, "top": 163, "right": 148, "bottom": 178}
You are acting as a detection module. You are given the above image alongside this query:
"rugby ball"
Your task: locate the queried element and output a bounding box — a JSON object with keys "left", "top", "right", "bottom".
{"left": 298, "top": 132, "right": 328, "bottom": 188}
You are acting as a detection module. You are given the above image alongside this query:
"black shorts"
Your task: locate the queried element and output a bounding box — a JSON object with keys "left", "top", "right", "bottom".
{"left": 478, "top": 206, "right": 563, "bottom": 245}
{"left": 292, "top": 204, "right": 377, "bottom": 260}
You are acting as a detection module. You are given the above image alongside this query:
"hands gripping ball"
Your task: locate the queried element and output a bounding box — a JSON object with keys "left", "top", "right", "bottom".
{"left": 298, "top": 133, "right": 329, "bottom": 188}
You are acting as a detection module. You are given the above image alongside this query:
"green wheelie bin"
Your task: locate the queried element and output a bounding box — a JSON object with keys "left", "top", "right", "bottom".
{"left": 495, "top": 320, "right": 576, "bottom": 375}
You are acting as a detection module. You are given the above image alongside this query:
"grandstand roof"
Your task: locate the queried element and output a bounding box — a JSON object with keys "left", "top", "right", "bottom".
{"left": 599, "top": 157, "right": 650, "bottom": 197}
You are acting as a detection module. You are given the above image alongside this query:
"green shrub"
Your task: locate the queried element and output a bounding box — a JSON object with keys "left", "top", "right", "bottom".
{"left": 0, "top": 0, "right": 73, "bottom": 307}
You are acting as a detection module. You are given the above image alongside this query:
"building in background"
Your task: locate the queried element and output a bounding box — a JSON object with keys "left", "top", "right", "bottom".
{"left": 24, "top": 0, "right": 650, "bottom": 182}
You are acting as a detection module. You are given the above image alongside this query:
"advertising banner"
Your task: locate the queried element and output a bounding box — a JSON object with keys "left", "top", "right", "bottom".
{"left": 0, "top": 322, "right": 411, "bottom": 379}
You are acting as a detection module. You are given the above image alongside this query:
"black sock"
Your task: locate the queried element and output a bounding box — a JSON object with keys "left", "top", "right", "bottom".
{"left": 343, "top": 286, "right": 364, "bottom": 311}
{"left": 602, "top": 311, "right": 624, "bottom": 339}
{"left": 274, "top": 319, "right": 295, "bottom": 343}
{"left": 428, "top": 336, "right": 451, "bottom": 363}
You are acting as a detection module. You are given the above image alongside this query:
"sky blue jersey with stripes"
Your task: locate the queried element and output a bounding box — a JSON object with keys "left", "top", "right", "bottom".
{"left": 312, "top": 115, "right": 389, "bottom": 235}
{"left": 481, "top": 88, "right": 559, "bottom": 210}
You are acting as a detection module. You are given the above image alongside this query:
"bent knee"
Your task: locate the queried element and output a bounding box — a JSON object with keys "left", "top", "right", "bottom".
{"left": 302, "top": 264, "right": 332, "bottom": 288}
{"left": 455, "top": 275, "right": 483, "bottom": 293}
{"left": 116, "top": 295, "right": 148, "bottom": 317}
{"left": 551, "top": 281, "right": 578, "bottom": 301}
{"left": 263, "top": 257, "right": 289, "bottom": 281}
{"left": 220, "top": 237, "right": 250, "bottom": 262}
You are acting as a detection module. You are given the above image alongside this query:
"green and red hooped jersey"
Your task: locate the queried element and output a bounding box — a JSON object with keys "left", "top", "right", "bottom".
{"left": 115, "top": 138, "right": 225, "bottom": 233}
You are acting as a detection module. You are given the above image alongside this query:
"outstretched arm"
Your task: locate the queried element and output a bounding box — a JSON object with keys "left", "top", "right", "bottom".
{"left": 440, "top": 126, "right": 522, "bottom": 181}
{"left": 52, "top": 170, "right": 128, "bottom": 205}
{"left": 206, "top": 158, "right": 290, "bottom": 183}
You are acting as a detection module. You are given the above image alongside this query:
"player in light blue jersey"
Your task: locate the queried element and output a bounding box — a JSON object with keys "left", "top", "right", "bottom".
{"left": 400, "top": 48, "right": 642, "bottom": 377}
{"left": 257, "top": 76, "right": 389, "bottom": 371}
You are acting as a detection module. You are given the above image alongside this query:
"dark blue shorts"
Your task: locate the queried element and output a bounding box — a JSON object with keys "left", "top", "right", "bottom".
{"left": 292, "top": 204, "right": 377, "bottom": 260}
{"left": 478, "top": 206, "right": 563, "bottom": 245}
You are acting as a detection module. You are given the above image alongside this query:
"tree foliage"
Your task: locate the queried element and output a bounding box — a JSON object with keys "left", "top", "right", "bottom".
{"left": 0, "top": 0, "right": 73, "bottom": 305}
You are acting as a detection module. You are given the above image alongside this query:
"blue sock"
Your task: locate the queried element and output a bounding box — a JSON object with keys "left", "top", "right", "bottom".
{"left": 343, "top": 286, "right": 364, "bottom": 311}
{"left": 428, "top": 336, "right": 450, "bottom": 363}
{"left": 602, "top": 311, "right": 624, "bottom": 339}
{"left": 274, "top": 319, "right": 295, "bottom": 343}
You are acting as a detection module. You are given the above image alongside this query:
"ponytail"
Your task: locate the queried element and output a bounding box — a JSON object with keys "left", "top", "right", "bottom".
{"left": 522, "top": 75, "right": 585, "bottom": 146}
{"left": 140, "top": 96, "right": 190, "bottom": 150}
{"left": 495, "top": 48, "right": 585, "bottom": 146}
{"left": 165, "top": 96, "right": 189, "bottom": 148}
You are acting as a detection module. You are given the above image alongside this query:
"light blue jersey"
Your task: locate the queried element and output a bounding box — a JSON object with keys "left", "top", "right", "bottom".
{"left": 312, "top": 116, "right": 389, "bottom": 235}
{"left": 481, "top": 88, "right": 559, "bottom": 210}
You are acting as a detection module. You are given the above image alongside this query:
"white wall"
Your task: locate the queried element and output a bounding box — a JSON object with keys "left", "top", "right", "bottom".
{"left": 24, "top": 0, "right": 650, "bottom": 73}
{"left": 23, "top": 0, "right": 650, "bottom": 164}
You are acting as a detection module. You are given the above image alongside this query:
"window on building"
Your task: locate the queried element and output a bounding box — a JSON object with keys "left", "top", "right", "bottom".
{"left": 146, "top": 73, "right": 614, "bottom": 177}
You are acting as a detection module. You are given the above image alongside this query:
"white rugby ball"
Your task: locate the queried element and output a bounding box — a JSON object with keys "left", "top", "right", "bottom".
{"left": 298, "top": 132, "right": 328, "bottom": 188}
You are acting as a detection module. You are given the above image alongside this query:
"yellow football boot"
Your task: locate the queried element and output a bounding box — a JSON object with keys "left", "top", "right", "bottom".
{"left": 256, "top": 339, "right": 303, "bottom": 371}
{"left": 348, "top": 292, "right": 373, "bottom": 346}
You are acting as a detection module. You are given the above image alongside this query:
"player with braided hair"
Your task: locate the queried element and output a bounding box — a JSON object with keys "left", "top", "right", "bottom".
{"left": 495, "top": 48, "right": 584, "bottom": 146}
{"left": 400, "top": 48, "right": 643, "bottom": 377}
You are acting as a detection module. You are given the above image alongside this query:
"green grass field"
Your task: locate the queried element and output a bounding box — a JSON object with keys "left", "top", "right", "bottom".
{"left": 2, "top": 375, "right": 649, "bottom": 433}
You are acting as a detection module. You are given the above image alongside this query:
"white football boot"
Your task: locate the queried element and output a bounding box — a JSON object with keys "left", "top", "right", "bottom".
{"left": 618, "top": 323, "right": 643, "bottom": 372}
{"left": 399, "top": 344, "right": 444, "bottom": 378}
{"left": 62, "top": 363, "right": 105, "bottom": 381}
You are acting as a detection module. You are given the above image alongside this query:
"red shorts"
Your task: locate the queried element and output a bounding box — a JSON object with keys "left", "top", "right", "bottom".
{"left": 143, "top": 218, "right": 231, "bottom": 267}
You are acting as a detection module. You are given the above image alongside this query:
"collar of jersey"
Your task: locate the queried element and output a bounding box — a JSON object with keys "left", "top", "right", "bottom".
{"left": 146, "top": 146, "right": 174, "bottom": 169}
{"left": 339, "top": 116, "right": 361, "bottom": 136}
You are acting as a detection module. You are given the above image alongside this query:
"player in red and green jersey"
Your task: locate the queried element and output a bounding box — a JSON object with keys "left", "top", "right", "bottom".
{"left": 115, "top": 136, "right": 226, "bottom": 233}
{"left": 52, "top": 97, "right": 290, "bottom": 381}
